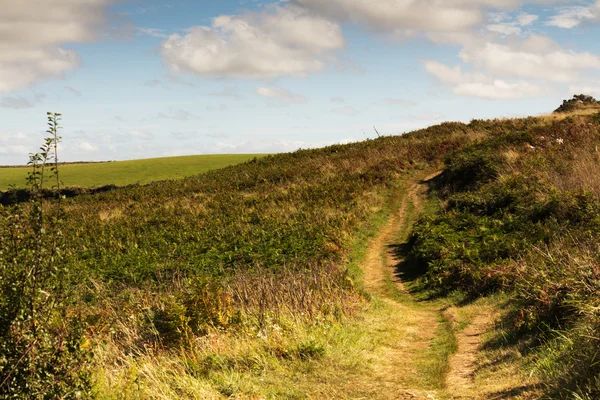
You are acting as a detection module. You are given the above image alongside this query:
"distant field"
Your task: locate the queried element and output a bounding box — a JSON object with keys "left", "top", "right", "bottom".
{"left": 0, "top": 154, "right": 266, "bottom": 190}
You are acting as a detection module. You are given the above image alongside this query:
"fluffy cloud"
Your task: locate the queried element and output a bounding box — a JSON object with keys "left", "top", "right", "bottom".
{"left": 256, "top": 87, "right": 308, "bottom": 105}
{"left": 517, "top": 12, "right": 539, "bottom": 26}
{"left": 0, "top": 0, "right": 114, "bottom": 93}
{"left": 546, "top": 6, "right": 595, "bottom": 28}
{"left": 292, "top": 0, "right": 578, "bottom": 38}
{"left": 485, "top": 12, "right": 539, "bottom": 36}
{"left": 459, "top": 36, "right": 600, "bottom": 83}
{"left": 423, "top": 31, "right": 600, "bottom": 99}
{"left": 486, "top": 23, "right": 523, "bottom": 35}
{"left": 569, "top": 81, "right": 600, "bottom": 97}
{"left": 160, "top": 5, "right": 344, "bottom": 78}
{"left": 424, "top": 60, "right": 548, "bottom": 99}
{"left": 293, "top": 0, "right": 481, "bottom": 37}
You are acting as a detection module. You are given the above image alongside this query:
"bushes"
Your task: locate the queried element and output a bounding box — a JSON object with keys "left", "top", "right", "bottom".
{"left": 554, "top": 94, "right": 600, "bottom": 113}
{"left": 407, "top": 111, "right": 600, "bottom": 398}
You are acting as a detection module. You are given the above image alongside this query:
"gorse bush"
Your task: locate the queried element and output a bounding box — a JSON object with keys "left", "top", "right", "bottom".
{"left": 0, "top": 113, "right": 92, "bottom": 399}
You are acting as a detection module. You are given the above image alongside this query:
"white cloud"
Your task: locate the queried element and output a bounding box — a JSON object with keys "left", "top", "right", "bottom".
{"left": 486, "top": 23, "right": 522, "bottom": 35}
{"left": 426, "top": 30, "right": 600, "bottom": 100}
{"left": 569, "top": 81, "right": 600, "bottom": 97}
{"left": 546, "top": 6, "right": 595, "bottom": 28}
{"left": 517, "top": 12, "right": 539, "bottom": 26}
{"left": 160, "top": 5, "right": 344, "bottom": 79}
{"left": 488, "top": 12, "right": 510, "bottom": 24}
{"left": 458, "top": 37, "right": 600, "bottom": 83}
{"left": 292, "top": 0, "right": 576, "bottom": 38}
{"left": 424, "top": 60, "right": 548, "bottom": 99}
{"left": 257, "top": 87, "right": 308, "bottom": 105}
{"left": 293, "top": 0, "right": 482, "bottom": 37}
{"left": 0, "top": 0, "right": 114, "bottom": 93}
{"left": 485, "top": 11, "right": 539, "bottom": 36}
{"left": 454, "top": 80, "right": 548, "bottom": 99}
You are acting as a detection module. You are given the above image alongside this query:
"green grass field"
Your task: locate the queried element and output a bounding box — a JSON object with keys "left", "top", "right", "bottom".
{"left": 0, "top": 154, "right": 266, "bottom": 190}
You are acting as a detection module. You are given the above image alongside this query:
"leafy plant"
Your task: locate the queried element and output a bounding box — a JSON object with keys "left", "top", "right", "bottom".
{"left": 0, "top": 113, "right": 92, "bottom": 398}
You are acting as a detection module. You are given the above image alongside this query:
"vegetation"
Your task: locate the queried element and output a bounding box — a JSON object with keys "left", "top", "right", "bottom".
{"left": 554, "top": 94, "right": 600, "bottom": 114}
{"left": 0, "top": 154, "right": 266, "bottom": 190}
{"left": 0, "top": 113, "right": 92, "bottom": 398}
{"left": 2, "top": 97, "right": 600, "bottom": 398}
{"left": 408, "top": 109, "right": 600, "bottom": 398}
{"left": 1, "top": 113, "right": 476, "bottom": 397}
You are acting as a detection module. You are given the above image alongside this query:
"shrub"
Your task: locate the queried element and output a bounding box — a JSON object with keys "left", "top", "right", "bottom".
{"left": 554, "top": 94, "right": 600, "bottom": 113}
{"left": 0, "top": 113, "right": 92, "bottom": 398}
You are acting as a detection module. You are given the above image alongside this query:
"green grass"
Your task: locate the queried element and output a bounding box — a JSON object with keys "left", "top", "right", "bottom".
{"left": 0, "top": 154, "right": 267, "bottom": 190}
{"left": 6, "top": 99, "right": 600, "bottom": 398}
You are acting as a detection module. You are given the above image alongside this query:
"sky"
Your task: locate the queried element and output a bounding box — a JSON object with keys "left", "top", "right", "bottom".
{"left": 1, "top": 0, "right": 600, "bottom": 164}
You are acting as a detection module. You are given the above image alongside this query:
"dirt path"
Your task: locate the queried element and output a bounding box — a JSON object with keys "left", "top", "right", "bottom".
{"left": 361, "top": 171, "right": 494, "bottom": 400}
{"left": 445, "top": 312, "right": 491, "bottom": 398}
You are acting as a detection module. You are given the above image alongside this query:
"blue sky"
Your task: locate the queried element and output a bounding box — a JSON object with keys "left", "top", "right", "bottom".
{"left": 1, "top": 0, "right": 600, "bottom": 164}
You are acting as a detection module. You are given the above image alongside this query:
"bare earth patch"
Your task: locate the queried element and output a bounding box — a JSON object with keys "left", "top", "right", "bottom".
{"left": 445, "top": 311, "right": 493, "bottom": 399}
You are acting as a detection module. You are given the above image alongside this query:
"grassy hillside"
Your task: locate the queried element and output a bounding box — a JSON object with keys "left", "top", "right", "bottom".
{"left": 408, "top": 110, "right": 600, "bottom": 398}
{"left": 1, "top": 119, "right": 472, "bottom": 398}
{"left": 0, "top": 154, "right": 266, "bottom": 190}
{"left": 2, "top": 98, "right": 600, "bottom": 398}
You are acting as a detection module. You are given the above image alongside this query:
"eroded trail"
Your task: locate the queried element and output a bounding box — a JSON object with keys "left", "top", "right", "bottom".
{"left": 361, "top": 172, "right": 493, "bottom": 400}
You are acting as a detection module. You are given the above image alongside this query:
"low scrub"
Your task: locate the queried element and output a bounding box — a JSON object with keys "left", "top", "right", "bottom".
{"left": 408, "top": 112, "right": 600, "bottom": 398}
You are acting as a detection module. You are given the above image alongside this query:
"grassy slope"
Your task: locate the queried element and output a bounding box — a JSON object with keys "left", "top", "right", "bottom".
{"left": 408, "top": 110, "right": 600, "bottom": 398}
{"left": 0, "top": 154, "right": 266, "bottom": 189}
{"left": 50, "top": 123, "right": 471, "bottom": 398}
{"left": 4, "top": 105, "right": 600, "bottom": 398}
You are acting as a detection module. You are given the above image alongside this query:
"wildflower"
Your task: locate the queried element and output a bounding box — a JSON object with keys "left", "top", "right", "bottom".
{"left": 556, "top": 138, "right": 564, "bottom": 144}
